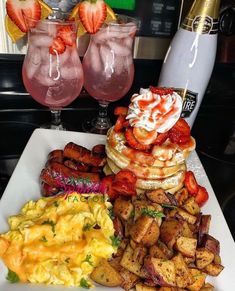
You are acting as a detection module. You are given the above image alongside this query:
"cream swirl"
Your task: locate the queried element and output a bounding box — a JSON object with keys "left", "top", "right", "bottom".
{"left": 126, "top": 88, "right": 183, "bottom": 133}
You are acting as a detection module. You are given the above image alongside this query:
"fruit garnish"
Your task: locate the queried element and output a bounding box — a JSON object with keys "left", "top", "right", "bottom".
{"left": 150, "top": 86, "right": 174, "bottom": 96}
{"left": 49, "top": 37, "right": 66, "bottom": 55}
{"left": 114, "top": 107, "right": 128, "bottom": 116}
{"left": 114, "top": 115, "right": 126, "bottom": 133}
{"left": 133, "top": 127, "right": 158, "bottom": 145}
{"left": 115, "top": 169, "right": 137, "bottom": 185}
{"left": 100, "top": 175, "right": 117, "bottom": 200}
{"left": 125, "top": 127, "right": 151, "bottom": 151}
{"left": 169, "top": 118, "right": 191, "bottom": 144}
{"left": 5, "top": 0, "right": 52, "bottom": 42}
{"left": 57, "top": 26, "right": 76, "bottom": 46}
{"left": 195, "top": 186, "right": 209, "bottom": 207}
{"left": 153, "top": 132, "right": 169, "bottom": 145}
{"left": 69, "top": 0, "right": 116, "bottom": 36}
{"left": 112, "top": 180, "right": 136, "bottom": 197}
{"left": 184, "top": 171, "right": 199, "bottom": 196}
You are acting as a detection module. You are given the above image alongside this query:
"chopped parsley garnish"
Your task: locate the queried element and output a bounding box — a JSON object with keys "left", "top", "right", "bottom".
{"left": 42, "top": 219, "right": 56, "bottom": 233}
{"left": 39, "top": 236, "right": 48, "bottom": 242}
{"left": 83, "top": 223, "right": 94, "bottom": 232}
{"left": 108, "top": 207, "right": 114, "bottom": 220}
{"left": 161, "top": 204, "right": 177, "bottom": 209}
{"left": 141, "top": 208, "right": 165, "bottom": 218}
{"left": 82, "top": 254, "right": 93, "bottom": 266}
{"left": 6, "top": 269, "right": 19, "bottom": 283}
{"left": 53, "top": 201, "right": 59, "bottom": 207}
{"left": 110, "top": 235, "right": 121, "bottom": 248}
{"left": 80, "top": 278, "right": 90, "bottom": 289}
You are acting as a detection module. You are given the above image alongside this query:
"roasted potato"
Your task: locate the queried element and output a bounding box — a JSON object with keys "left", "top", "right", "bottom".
{"left": 120, "top": 267, "right": 140, "bottom": 291}
{"left": 114, "top": 197, "right": 134, "bottom": 221}
{"left": 195, "top": 248, "right": 214, "bottom": 269}
{"left": 142, "top": 221, "right": 160, "bottom": 247}
{"left": 90, "top": 259, "right": 123, "bottom": 287}
{"left": 183, "top": 197, "right": 200, "bottom": 215}
{"left": 187, "top": 268, "right": 207, "bottom": 291}
{"left": 145, "top": 189, "right": 170, "bottom": 204}
{"left": 177, "top": 209, "right": 197, "bottom": 225}
{"left": 135, "top": 283, "right": 157, "bottom": 291}
{"left": 175, "top": 236, "right": 197, "bottom": 258}
{"left": 160, "top": 219, "right": 183, "bottom": 249}
{"left": 130, "top": 215, "right": 154, "bottom": 243}
{"left": 172, "top": 253, "right": 194, "bottom": 288}
{"left": 204, "top": 263, "right": 224, "bottom": 276}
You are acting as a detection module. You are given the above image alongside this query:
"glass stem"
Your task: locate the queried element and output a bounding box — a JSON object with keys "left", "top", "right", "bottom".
{"left": 93, "top": 102, "right": 112, "bottom": 132}
{"left": 51, "top": 110, "right": 61, "bottom": 126}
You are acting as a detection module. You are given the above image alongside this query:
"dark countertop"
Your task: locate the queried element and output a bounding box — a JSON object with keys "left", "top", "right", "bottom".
{"left": 0, "top": 56, "right": 235, "bottom": 239}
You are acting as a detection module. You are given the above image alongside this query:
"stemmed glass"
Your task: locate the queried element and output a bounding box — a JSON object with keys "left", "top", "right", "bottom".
{"left": 82, "top": 15, "right": 137, "bottom": 134}
{"left": 22, "top": 12, "right": 84, "bottom": 130}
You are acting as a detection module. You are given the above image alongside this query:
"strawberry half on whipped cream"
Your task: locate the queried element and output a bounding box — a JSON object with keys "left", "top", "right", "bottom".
{"left": 126, "top": 87, "right": 183, "bottom": 133}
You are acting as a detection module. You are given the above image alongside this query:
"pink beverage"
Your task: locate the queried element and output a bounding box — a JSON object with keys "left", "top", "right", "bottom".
{"left": 22, "top": 20, "right": 84, "bottom": 109}
{"left": 82, "top": 21, "right": 137, "bottom": 103}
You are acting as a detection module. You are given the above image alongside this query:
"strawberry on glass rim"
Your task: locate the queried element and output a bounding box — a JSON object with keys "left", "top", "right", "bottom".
{"left": 5, "top": 0, "right": 52, "bottom": 41}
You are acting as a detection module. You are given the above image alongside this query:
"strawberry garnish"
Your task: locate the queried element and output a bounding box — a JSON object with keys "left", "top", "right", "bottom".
{"left": 153, "top": 132, "right": 169, "bottom": 145}
{"left": 169, "top": 118, "right": 191, "bottom": 144}
{"left": 57, "top": 25, "right": 76, "bottom": 46}
{"left": 115, "top": 169, "right": 137, "bottom": 185}
{"left": 79, "top": 0, "right": 107, "bottom": 34}
{"left": 150, "top": 86, "right": 174, "bottom": 96}
{"left": 114, "top": 115, "right": 127, "bottom": 133}
{"left": 6, "top": 0, "right": 41, "bottom": 33}
{"left": 195, "top": 186, "right": 209, "bottom": 207}
{"left": 114, "top": 106, "right": 128, "bottom": 116}
{"left": 112, "top": 180, "right": 136, "bottom": 197}
{"left": 125, "top": 127, "right": 151, "bottom": 151}
{"left": 100, "top": 175, "right": 117, "bottom": 200}
{"left": 133, "top": 127, "right": 158, "bottom": 145}
{"left": 184, "top": 171, "right": 199, "bottom": 196}
{"left": 49, "top": 37, "right": 66, "bottom": 55}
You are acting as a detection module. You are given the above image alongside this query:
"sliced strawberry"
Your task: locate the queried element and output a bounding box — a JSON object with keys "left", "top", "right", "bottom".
{"left": 150, "top": 86, "right": 174, "bottom": 96}
{"left": 184, "top": 171, "right": 199, "bottom": 196}
{"left": 133, "top": 127, "right": 158, "bottom": 145}
{"left": 79, "top": 0, "right": 107, "bottom": 34}
{"left": 49, "top": 37, "right": 66, "bottom": 55}
{"left": 153, "top": 132, "right": 169, "bottom": 145}
{"left": 112, "top": 180, "right": 136, "bottom": 197}
{"left": 100, "top": 175, "right": 117, "bottom": 200}
{"left": 57, "top": 25, "right": 76, "bottom": 46}
{"left": 114, "top": 106, "right": 128, "bottom": 116}
{"left": 125, "top": 127, "right": 151, "bottom": 151}
{"left": 114, "top": 115, "right": 126, "bottom": 133}
{"left": 6, "top": 0, "right": 41, "bottom": 33}
{"left": 169, "top": 118, "right": 191, "bottom": 144}
{"left": 115, "top": 169, "right": 137, "bottom": 185}
{"left": 195, "top": 186, "right": 209, "bottom": 207}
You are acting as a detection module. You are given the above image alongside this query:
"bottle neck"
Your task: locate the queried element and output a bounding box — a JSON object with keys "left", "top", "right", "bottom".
{"left": 181, "top": 0, "right": 221, "bottom": 35}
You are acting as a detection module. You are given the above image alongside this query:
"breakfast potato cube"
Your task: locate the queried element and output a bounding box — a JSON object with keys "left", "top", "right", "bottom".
{"left": 172, "top": 253, "right": 194, "bottom": 288}
{"left": 195, "top": 248, "right": 214, "bottom": 269}
{"left": 149, "top": 240, "right": 174, "bottom": 260}
{"left": 177, "top": 209, "right": 197, "bottom": 225}
{"left": 143, "top": 256, "right": 176, "bottom": 287}
{"left": 200, "top": 234, "right": 220, "bottom": 255}
{"left": 198, "top": 215, "right": 211, "bottom": 245}
{"left": 158, "top": 288, "right": 180, "bottom": 291}
{"left": 142, "top": 221, "right": 160, "bottom": 247}
{"left": 160, "top": 219, "right": 183, "bottom": 249}
{"left": 183, "top": 256, "right": 196, "bottom": 265}
{"left": 120, "top": 244, "right": 145, "bottom": 277}
{"left": 120, "top": 267, "right": 140, "bottom": 290}
{"left": 200, "top": 283, "right": 214, "bottom": 291}
{"left": 130, "top": 216, "right": 154, "bottom": 243}
{"left": 187, "top": 268, "right": 207, "bottom": 291}
{"left": 183, "top": 197, "right": 200, "bottom": 215}
{"left": 175, "top": 237, "right": 197, "bottom": 258}
{"left": 90, "top": 259, "right": 123, "bottom": 287}
{"left": 182, "top": 221, "right": 194, "bottom": 238}
{"left": 213, "top": 254, "right": 222, "bottom": 265}
{"left": 114, "top": 197, "right": 134, "bottom": 221}
{"left": 145, "top": 189, "right": 170, "bottom": 204}
{"left": 133, "top": 200, "right": 149, "bottom": 220}
{"left": 135, "top": 283, "right": 157, "bottom": 291}
{"left": 175, "top": 188, "right": 189, "bottom": 206}
{"left": 204, "top": 263, "right": 224, "bottom": 276}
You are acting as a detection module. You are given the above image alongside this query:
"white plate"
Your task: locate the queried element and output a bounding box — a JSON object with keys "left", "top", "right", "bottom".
{"left": 0, "top": 128, "right": 234, "bottom": 291}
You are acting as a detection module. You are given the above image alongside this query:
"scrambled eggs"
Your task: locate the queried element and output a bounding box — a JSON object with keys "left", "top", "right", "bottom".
{"left": 0, "top": 193, "right": 116, "bottom": 287}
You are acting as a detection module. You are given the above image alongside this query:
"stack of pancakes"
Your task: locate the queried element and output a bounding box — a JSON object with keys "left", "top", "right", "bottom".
{"left": 104, "top": 127, "right": 196, "bottom": 194}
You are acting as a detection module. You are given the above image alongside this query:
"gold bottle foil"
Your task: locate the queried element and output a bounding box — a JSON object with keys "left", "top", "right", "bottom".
{"left": 181, "top": 0, "right": 221, "bottom": 35}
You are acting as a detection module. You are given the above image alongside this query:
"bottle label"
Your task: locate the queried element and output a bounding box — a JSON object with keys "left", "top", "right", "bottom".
{"left": 174, "top": 88, "right": 198, "bottom": 118}
{"left": 182, "top": 15, "right": 219, "bottom": 34}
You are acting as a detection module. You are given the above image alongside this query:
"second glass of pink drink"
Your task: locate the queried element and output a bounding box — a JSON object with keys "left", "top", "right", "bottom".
{"left": 22, "top": 13, "right": 84, "bottom": 130}
{"left": 82, "top": 15, "right": 137, "bottom": 133}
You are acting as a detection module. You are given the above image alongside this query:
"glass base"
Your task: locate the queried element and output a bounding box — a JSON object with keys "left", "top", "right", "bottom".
{"left": 82, "top": 117, "right": 112, "bottom": 135}
{"left": 40, "top": 122, "right": 69, "bottom": 131}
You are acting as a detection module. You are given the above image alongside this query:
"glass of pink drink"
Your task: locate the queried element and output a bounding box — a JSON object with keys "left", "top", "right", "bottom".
{"left": 82, "top": 15, "right": 137, "bottom": 134}
{"left": 22, "top": 13, "right": 84, "bottom": 130}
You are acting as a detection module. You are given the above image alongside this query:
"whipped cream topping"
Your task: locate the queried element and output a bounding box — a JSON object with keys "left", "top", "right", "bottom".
{"left": 126, "top": 88, "right": 183, "bottom": 133}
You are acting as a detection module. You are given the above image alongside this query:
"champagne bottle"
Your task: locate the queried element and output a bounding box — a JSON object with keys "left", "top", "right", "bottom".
{"left": 158, "top": 0, "right": 221, "bottom": 127}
